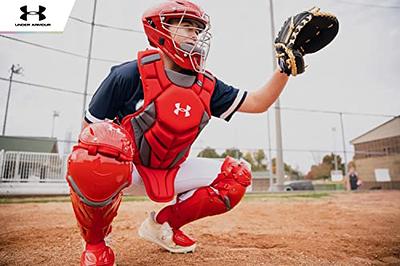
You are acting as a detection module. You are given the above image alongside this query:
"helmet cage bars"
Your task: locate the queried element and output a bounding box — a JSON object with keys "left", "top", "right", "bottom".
{"left": 159, "top": 9, "right": 211, "bottom": 73}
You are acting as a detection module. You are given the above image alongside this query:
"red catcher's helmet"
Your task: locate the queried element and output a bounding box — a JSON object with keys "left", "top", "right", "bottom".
{"left": 67, "top": 122, "right": 134, "bottom": 203}
{"left": 142, "top": 0, "right": 211, "bottom": 73}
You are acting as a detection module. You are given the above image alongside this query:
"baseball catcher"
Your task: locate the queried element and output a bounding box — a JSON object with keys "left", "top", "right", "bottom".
{"left": 65, "top": 1, "right": 339, "bottom": 265}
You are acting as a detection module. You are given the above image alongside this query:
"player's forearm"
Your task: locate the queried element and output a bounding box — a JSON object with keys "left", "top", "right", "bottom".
{"left": 81, "top": 120, "right": 90, "bottom": 130}
{"left": 257, "top": 69, "right": 289, "bottom": 111}
{"left": 239, "top": 69, "right": 289, "bottom": 113}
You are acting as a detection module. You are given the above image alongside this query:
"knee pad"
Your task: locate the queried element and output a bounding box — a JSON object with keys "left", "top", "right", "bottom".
{"left": 66, "top": 122, "right": 134, "bottom": 243}
{"left": 156, "top": 156, "right": 252, "bottom": 229}
{"left": 211, "top": 156, "right": 252, "bottom": 210}
{"left": 67, "top": 122, "right": 134, "bottom": 205}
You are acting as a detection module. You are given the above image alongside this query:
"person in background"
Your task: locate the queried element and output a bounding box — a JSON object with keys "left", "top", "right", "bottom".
{"left": 345, "top": 166, "right": 362, "bottom": 191}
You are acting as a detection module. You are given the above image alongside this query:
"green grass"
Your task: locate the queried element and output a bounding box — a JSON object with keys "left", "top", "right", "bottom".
{"left": 244, "top": 191, "right": 331, "bottom": 200}
{"left": 0, "top": 195, "right": 150, "bottom": 204}
{"left": 0, "top": 192, "right": 331, "bottom": 204}
{"left": 122, "top": 195, "right": 150, "bottom": 202}
{"left": 0, "top": 196, "right": 71, "bottom": 204}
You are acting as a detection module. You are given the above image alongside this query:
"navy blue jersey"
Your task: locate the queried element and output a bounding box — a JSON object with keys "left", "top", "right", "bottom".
{"left": 85, "top": 60, "right": 247, "bottom": 124}
{"left": 349, "top": 173, "right": 359, "bottom": 190}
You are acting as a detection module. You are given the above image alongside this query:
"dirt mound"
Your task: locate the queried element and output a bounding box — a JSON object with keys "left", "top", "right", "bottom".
{"left": 0, "top": 191, "right": 399, "bottom": 265}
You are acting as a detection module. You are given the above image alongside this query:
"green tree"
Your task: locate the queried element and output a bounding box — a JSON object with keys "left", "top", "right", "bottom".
{"left": 306, "top": 163, "right": 331, "bottom": 180}
{"left": 243, "top": 152, "right": 256, "bottom": 170}
{"left": 253, "top": 149, "right": 267, "bottom": 171}
{"left": 221, "top": 148, "right": 242, "bottom": 159}
{"left": 285, "top": 164, "right": 303, "bottom": 180}
{"left": 322, "top": 153, "right": 345, "bottom": 172}
{"left": 305, "top": 153, "right": 344, "bottom": 180}
{"left": 271, "top": 158, "right": 303, "bottom": 179}
{"left": 197, "top": 147, "right": 221, "bottom": 158}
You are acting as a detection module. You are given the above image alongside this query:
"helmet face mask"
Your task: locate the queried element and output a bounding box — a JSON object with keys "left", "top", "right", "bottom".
{"left": 142, "top": 0, "right": 212, "bottom": 73}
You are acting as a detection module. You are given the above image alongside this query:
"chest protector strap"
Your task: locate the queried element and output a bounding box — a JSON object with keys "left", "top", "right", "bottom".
{"left": 122, "top": 49, "right": 215, "bottom": 202}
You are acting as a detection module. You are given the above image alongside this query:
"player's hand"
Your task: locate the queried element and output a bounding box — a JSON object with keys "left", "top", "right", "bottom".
{"left": 274, "top": 7, "right": 339, "bottom": 76}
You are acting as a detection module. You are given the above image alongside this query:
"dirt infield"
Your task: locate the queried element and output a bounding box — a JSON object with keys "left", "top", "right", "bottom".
{"left": 0, "top": 191, "right": 399, "bottom": 265}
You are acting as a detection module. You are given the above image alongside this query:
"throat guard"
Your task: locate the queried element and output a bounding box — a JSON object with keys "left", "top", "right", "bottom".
{"left": 121, "top": 49, "right": 215, "bottom": 202}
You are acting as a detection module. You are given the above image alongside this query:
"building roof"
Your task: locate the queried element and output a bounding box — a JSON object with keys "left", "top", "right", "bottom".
{"left": 0, "top": 136, "right": 58, "bottom": 153}
{"left": 351, "top": 116, "right": 400, "bottom": 145}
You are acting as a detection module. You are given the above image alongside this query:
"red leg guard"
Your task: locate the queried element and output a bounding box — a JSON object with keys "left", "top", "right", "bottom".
{"left": 156, "top": 156, "right": 252, "bottom": 229}
{"left": 66, "top": 122, "right": 133, "bottom": 265}
{"left": 70, "top": 189, "right": 122, "bottom": 244}
{"left": 66, "top": 122, "right": 133, "bottom": 244}
{"left": 81, "top": 241, "right": 115, "bottom": 266}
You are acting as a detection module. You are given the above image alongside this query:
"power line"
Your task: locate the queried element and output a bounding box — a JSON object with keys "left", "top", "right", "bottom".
{"left": 53, "top": 139, "right": 358, "bottom": 155}
{"left": 0, "top": 74, "right": 396, "bottom": 118}
{"left": 68, "top": 16, "right": 89, "bottom": 25}
{"left": 69, "top": 16, "right": 144, "bottom": 33}
{"left": 41, "top": 139, "right": 392, "bottom": 156}
{"left": 0, "top": 35, "right": 122, "bottom": 64}
{"left": 193, "top": 147, "right": 392, "bottom": 158}
{"left": 279, "top": 106, "right": 397, "bottom": 118}
{"left": 0, "top": 35, "right": 84, "bottom": 59}
{"left": 0, "top": 77, "right": 93, "bottom": 96}
{"left": 335, "top": 0, "right": 400, "bottom": 9}
{"left": 191, "top": 146, "right": 356, "bottom": 154}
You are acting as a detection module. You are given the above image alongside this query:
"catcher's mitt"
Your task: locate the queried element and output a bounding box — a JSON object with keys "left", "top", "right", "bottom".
{"left": 275, "top": 7, "right": 339, "bottom": 76}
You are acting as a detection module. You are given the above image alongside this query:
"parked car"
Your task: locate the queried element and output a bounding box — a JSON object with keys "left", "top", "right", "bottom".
{"left": 284, "top": 180, "right": 314, "bottom": 191}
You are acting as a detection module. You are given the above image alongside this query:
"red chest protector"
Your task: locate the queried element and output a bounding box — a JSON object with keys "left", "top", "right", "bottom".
{"left": 121, "top": 49, "right": 215, "bottom": 202}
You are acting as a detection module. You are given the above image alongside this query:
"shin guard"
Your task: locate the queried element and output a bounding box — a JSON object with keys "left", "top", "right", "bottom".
{"left": 156, "top": 156, "right": 251, "bottom": 229}
{"left": 67, "top": 122, "right": 134, "bottom": 244}
{"left": 70, "top": 190, "right": 123, "bottom": 244}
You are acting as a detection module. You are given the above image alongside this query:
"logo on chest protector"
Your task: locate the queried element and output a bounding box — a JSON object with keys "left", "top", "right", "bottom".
{"left": 174, "top": 103, "right": 191, "bottom": 117}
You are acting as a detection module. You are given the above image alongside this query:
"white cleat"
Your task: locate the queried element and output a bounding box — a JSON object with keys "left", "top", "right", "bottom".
{"left": 138, "top": 211, "right": 196, "bottom": 254}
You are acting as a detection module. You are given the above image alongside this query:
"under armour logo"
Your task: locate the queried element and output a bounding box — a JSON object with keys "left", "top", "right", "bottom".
{"left": 20, "top": 5, "right": 46, "bottom": 21}
{"left": 174, "top": 103, "right": 191, "bottom": 117}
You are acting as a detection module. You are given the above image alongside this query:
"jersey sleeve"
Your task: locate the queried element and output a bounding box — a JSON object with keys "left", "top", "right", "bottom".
{"left": 210, "top": 78, "right": 247, "bottom": 121}
{"left": 85, "top": 61, "right": 139, "bottom": 123}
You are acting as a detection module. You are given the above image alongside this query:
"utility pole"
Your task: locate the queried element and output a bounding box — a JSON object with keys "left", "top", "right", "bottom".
{"left": 2, "top": 64, "right": 23, "bottom": 136}
{"left": 82, "top": 0, "right": 98, "bottom": 118}
{"left": 339, "top": 113, "right": 348, "bottom": 174}
{"left": 51, "top": 111, "right": 60, "bottom": 138}
{"left": 332, "top": 127, "right": 338, "bottom": 171}
{"left": 267, "top": 113, "right": 273, "bottom": 190}
{"left": 268, "top": 0, "right": 284, "bottom": 191}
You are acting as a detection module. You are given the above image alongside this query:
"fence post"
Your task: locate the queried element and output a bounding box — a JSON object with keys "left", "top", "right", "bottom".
{"left": 14, "top": 152, "right": 21, "bottom": 180}
{"left": 0, "top": 149, "right": 4, "bottom": 179}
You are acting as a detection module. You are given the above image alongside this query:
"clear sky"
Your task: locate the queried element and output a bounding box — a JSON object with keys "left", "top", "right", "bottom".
{"left": 0, "top": 0, "right": 399, "bottom": 173}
